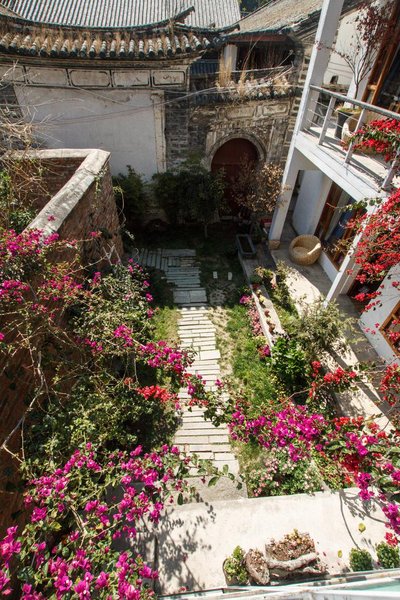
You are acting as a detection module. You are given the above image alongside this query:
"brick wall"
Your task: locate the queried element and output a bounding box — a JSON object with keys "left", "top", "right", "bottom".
{"left": 0, "top": 149, "right": 123, "bottom": 534}
{"left": 165, "top": 88, "right": 299, "bottom": 172}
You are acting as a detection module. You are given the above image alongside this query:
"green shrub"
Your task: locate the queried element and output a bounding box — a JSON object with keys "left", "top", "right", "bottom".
{"left": 349, "top": 548, "right": 373, "bottom": 572}
{"left": 0, "top": 170, "right": 36, "bottom": 232}
{"left": 113, "top": 166, "right": 146, "bottom": 222}
{"left": 152, "top": 158, "right": 224, "bottom": 234}
{"left": 376, "top": 542, "right": 400, "bottom": 569}
{"left": 288, "top": 298, "right": 355, "bottom": 361}
{"left": 270, "top": 335, "right": 310, "bottom": 395}
{"left": 223, "top": 546, "right": 248, "bottom": 584}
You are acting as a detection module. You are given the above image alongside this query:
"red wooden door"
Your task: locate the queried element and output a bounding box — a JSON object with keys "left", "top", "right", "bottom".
{"left": 211, "top": 138, "right": 259, "bottom": 214}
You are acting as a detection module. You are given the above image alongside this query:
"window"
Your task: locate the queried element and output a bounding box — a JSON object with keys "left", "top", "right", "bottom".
{"left": 381, "top": 302, "right": 400, "bottom": 356}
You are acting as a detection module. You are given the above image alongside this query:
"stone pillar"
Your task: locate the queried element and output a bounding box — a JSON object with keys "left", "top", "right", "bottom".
{"left": 151, "top": 92, "right": 166, "bottom": 172}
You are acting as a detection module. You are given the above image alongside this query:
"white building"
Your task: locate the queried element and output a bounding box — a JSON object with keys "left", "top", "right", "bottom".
{"left": 269, "top": 0, "right": 400, "bottom": 363}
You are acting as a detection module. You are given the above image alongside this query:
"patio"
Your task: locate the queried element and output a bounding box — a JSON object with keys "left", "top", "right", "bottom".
{"left": 267, "top": 221, "right": 392, "bottom": 429}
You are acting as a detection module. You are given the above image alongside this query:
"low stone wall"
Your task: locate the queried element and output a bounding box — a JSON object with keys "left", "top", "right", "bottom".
{"left": 0, "top": 148, "right": 123, "bottom": 534}
{"left": 155, "top": 489, "right": 387, "bottom": 594}
{"left": 28, "top": 148, "right": 123, "bottom": 262}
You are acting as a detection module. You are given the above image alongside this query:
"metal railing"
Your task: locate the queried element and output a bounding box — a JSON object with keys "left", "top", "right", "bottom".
{"left": 301, "top": 85, "right": 400, "bottom": 191}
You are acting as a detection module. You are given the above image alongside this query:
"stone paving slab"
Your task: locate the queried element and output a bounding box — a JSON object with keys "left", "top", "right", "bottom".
{"left": 137, "top": 247, "right": 241, "bottom": 488}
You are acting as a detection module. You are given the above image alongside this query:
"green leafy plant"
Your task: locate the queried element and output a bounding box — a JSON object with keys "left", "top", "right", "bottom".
{"left": 113, "top": 166, "right": 146, "bottom": 223}
{"left": 270, "top": 335, "right": 310, "bottom": 395}
{"left": 349, "top": 548, "right": 373, "bottom": 572}
{"left": 376, "top": 542, "right": 400, "bottom": 569}
{"left": 288, "top": 298, "right": 355, "bottom": 361}
{"left": 152, "top": 158, "right": 224, "bottom": 237}
{"left": 223, "top": 546, "right": 248, "bottom": 584}
{"left": 0, "top": 170, "right": 36, "bottom": 232}
{"left": 246, "top": 447, "right": 323, "bottom": 497}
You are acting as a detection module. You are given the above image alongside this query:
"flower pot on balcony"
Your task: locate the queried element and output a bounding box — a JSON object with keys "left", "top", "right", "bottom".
{"left": 335, "top": 108, "right": 361, "bottom": 140}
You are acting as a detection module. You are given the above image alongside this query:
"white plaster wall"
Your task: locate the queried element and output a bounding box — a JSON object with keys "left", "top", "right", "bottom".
{"left": 324, "top": 11, "right": 358, "bottom": 87}
{"left": 15, "top": 85, "right": 165, "bottom": 177}
{"left": 319, "top": 250, "right": 339, "bottom": 282}
{"left": 360, "top": 265, "right": 400, "bottom": 363}
{"left": 292, "top": 170, "right": 331, "bottom": 234}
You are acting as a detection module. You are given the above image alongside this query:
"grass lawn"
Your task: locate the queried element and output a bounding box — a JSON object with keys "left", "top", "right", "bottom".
{"left": 225, "top": 304, "right": 279, "bottom": 412}
{"left": 147, "top": 267, "right": 179, "bottom": 345}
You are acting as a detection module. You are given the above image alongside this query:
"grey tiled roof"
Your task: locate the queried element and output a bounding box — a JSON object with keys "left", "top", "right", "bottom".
{"left": 0, "top": 27, "right": 217, "bottom": 59}
{"left": 238, "top": 0, "right": 323, "bottom": 33}
{"left": 0, "top": 0, "right": 240, "bottom": 29}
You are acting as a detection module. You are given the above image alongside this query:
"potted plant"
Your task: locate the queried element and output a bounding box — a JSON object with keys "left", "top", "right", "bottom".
{"left": 223, "top": 546, "right": 248, "bottom": 585}
{"left": 334, "top": 105, "right": 361, "bottom": 139}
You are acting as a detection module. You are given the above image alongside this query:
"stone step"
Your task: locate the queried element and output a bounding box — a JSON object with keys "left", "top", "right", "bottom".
{"left": 187, "top": 444, "right": 232, "bottom": 453}
{"left": 162, "top": 249, "right": 196, "bottom": 257}
{"left": 176, "top": 423, "right": 226, "bottom": 434}
{"left": 174, "top": 434, "right": 230, "bottom": 445}
{"left": 179, "top": 419, "right": 222, "bottom": 429}
{"left": 178, "top": 323, "right": 215, "bottom": 328}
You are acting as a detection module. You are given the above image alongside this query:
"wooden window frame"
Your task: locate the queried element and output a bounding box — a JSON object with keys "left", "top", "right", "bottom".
{"left": 380, "top": 301, "right": 400, "bottom": 356}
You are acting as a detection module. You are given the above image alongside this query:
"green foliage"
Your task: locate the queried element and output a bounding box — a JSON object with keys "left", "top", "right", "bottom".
{"left": 227, "top": 304, "right": 278, "bottom": 410}
{"left": 376, "top": 542, "right": 400, "bottom": 569}
{"left": 0, "top": 170, "right": 35, "bottom": 232}
{"left": 73, "top": 264, "right": 152, "bottom": 347}
{"left": 26, "top": 376, "right": 179, "bottom": 468}
{"left": 152, "top": 158, "right": 224, "bottom": 230}
{"left": 223, "top": 546, "right": 248, "bottom": 584}
{"left": 23, "top": 264, "right": 181, "bottom": 473}
{"left": 113, "top": 166, "right": 146, "bottom": 222}
{"left": 240, "top": 0, "right": 267, "bottom": 10}
{"left": 349, "top": 548, "right": 373, "bottom": 572}
{"left": 245, "top": 447, "right": 323, "bottom": 497}
{"left": 287, "top": 298, "right": 355, "bottom": 361}
{"left": 270, "top": 336, "right": 310, "bottom": 396}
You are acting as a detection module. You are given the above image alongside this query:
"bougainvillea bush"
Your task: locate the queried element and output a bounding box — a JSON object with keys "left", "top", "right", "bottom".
{"left": 350, "top": 118, "right": 400, "bottom": 163}
{"left": 0, "top": 227, "right": 208, "bottom": 468}
{"left": 0, "top": 444, "right": 209, "bottom": 598}
{"left": 0, "top": 223, "right": 223, "bottom": 596}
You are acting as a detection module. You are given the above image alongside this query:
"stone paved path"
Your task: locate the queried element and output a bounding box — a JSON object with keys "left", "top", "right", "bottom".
{"left": 138, "top": 247, "right": 240, "bottom": 476}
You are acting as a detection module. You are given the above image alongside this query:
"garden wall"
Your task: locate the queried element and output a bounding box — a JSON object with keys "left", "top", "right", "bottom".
{"left": 165, "top": 93, "right": 301, "bottom": 172}
{"left": 0, "top": 148, "right": 123, "bottom": 534}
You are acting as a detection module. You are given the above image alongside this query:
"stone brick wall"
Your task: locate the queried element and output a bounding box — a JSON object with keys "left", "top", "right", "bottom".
{"left": 0, "top": 149, "right": 123, "bottom": 535}
{"left": 165, "top": 94, "right": 297, "bottom": 171}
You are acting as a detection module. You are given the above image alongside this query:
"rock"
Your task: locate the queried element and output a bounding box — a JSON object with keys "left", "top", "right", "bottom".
{"left": 245, "top": 549, "right": 270, "bottom": 585}
{"left": 264, "top": 551, "right": 325, "bottom": 580}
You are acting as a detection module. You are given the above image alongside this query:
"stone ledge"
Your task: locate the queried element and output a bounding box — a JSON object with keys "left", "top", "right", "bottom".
{"left": 27, "top": 149, "right": 111, "bottom": 235}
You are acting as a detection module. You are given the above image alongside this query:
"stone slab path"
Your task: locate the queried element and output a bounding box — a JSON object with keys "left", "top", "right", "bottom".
{"left": 137, "top": 248, "right": 240, "bottom": 478}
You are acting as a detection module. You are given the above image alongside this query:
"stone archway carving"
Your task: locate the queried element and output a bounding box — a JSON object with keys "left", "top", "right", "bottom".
{"left": 205, "top": 132, "right": 266, "bottom": 170}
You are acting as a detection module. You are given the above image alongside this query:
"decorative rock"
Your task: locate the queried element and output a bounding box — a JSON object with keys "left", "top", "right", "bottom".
{"left": 245, "top": 550, "right": 270, "bottom": 585}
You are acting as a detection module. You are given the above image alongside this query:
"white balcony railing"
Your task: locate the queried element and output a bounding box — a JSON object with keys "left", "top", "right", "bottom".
{"left": 301, "top": 86, "right": 400, "bottom": 191}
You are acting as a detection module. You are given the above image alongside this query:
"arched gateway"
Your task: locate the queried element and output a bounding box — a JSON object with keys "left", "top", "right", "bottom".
{"left": 211, "top": 138, "right": 259, "bottom": 214}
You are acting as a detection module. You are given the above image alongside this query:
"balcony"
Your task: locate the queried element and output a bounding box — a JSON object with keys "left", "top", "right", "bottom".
{"left": 299, "top": 86, "right": 400, "bottom": 194}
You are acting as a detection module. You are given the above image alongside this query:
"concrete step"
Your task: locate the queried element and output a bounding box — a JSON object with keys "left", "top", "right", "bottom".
{"left": 179, "top": 420, "right": 223, "bottom": 430}
{"left": 174, "top": 434, "right": 230, "bottom": 445}
{"left": 186, "top": 444, "right": 232, "bottom": 453}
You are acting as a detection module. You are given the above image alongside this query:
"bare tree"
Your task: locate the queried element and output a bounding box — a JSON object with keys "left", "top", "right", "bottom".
{"left": 232, "top": 160, "right": 283, "bottom": 222}
{"left": 331, "top": 0, "right": 395, "bottom": 98}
